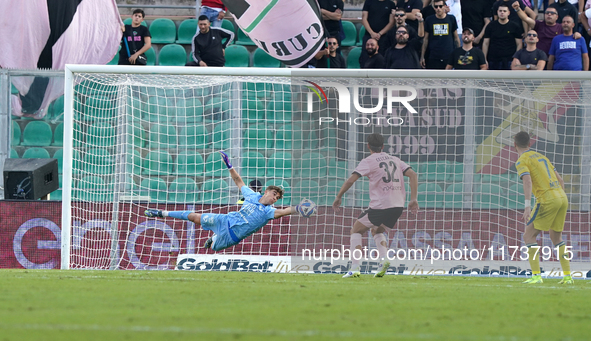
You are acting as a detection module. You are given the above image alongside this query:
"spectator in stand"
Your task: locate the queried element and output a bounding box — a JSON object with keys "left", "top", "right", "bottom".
{"left": 385, "top": 26, "right": 422, "bottom": 68}
{"left": 511, "top": 30, "right": 548, "bottom": 70}
{"left": 318, "top": 0, "right": 345, "bottom": 46}
{"left": 118, "top": 9, "right": 151, "bottom": 65}
{"left": 547, "top": 15, "right": 589, "bottom": 70}
{"left": 397, "top": 0, "right": 424, "bottom": 32}
{"left": 421, "top": 0, "right": 460, "bottom": 69}
{"left": 186, "top": 15, "right": 234, "bottom": 67}
{"left": 446, "top": 28, "right": 487, "bottom": 69}
{"left": 197, "top": 0, "right": 227, "bottom": 28}
{"left": 385, "top": 8, "right": 424, "bottom": 55}
{"left": 460, "top": 0, "right": 495, "bottom": 47}
{"left": 315, "top": 36, "right": 347, "bottom": 68}
{"left": 492, "top": 0, "right": 536, "bottom": 36}
{"left": 362, "top": 38, "right": 386, "bottom": 68}
{"left": 483, "top": 4, "right": 523, "bottom": 70}
{"left": 360, "top": 0, "right": 397, "bottom": 67}
{"left": 549, "top": 0, "right": 579, "bottom": 30}
{"left": 513, "top": 3, "right": 566, "bottom": 56}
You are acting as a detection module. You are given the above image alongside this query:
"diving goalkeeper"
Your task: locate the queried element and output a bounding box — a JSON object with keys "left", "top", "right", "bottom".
{"left": 145, "top": 151, "right": 310, "bottom": 251}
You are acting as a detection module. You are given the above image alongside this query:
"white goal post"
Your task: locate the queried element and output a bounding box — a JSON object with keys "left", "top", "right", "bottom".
{"left": 62, "top": 65, "right": 591, "bottom": 276}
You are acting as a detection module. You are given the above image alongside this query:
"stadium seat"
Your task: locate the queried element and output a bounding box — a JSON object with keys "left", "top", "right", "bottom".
{"left": 305, "top": 130, "right": 319, "bottom": 149}
{"left": 444, "top": 183, "right": 464, "bottom": 209}
{"left": 179, "top": 124, "right": 209, "bottom": 150}
{"left": 123, "top": 17, "right": 148, "bottom": 27}
{"left": 127, "top": 149, "right": 142, "bottom": 175}
{"left": 448, "top": 161, "right": 464, "bottom": 182}
{"left": 475, "top": 183, "right": 505, "bottom": 209}
{"left": 85, "top": 95, "right": 116, "bottom": 120}
{"left": 224, "top": 45, "right": 250, "bottom": 67}
{"left": 107, "top": 52, "right": 119, "bottom": 65}
{"left": 346, "top": 47, "right": 361, "bottom": 69}
{"left": 275, "top": 124, "right": 303, "bottom": 150}
{"left": 506, "top": 183, "right": 524, "bottom": 209}
{"left": 11, "top": 121, "right": 20, "bottom": 146}
{"left": 175, "top": 151, "right": 204, "bottom": 176}
{"left": 321, "top": 126, "right": 338, "bottom": 148}
{"left": 143, "top": 150, "right": 173, "bottom": 175}
{"left": 175, "top": 98, "right": 204, "bottom": 124}
{"left": 204, "top": 151, "right": 230, "bottom": 177}
{"left": 201, "top": 178, "right": 230, "bottom": 204}
{"left": 236, "top": 28, "right": 255, "bottom": 45}
{"left": 158, "top": 44, "right": 187, "bottom": 66}
{"left": 242, "top": 96, "right": 264, "bottom": 121}
{"left": 243, "top": 123, "right": 273, "bottom": 149}
{"left": 253, "top": 48, "right": 281, "bottom": 67}
{"left": 86, "top": 122, "right": 116, "bottom": 147}
{"left": 424, "top": 161, "right": 450, "bottom": 181}
{"left": 22, "top": 121, "right": 52, "bottom": 146}
{"left": 417, "top": 183, "right": 444, "bottom": 208}
{"left": 176, "top": 19, "right": 197, "bottom": 44}
{"left": 340, "top": 21, "right": 357, "bottom": 47}
{"left": 357, "top": 26, "right": 366, "bottom": 46}
{"left": 22, "top": 147, "right": 50, "bottom": 159}
{"left": 10, "top": 148, "right": 19, "bottom": 158}
{"left": 203, "top": 96, "right": 230, "bottom": 122}
{"left": 264, "top": 179, "right": 291, "bottom": 206}
{"left": 75, "top": 176, "right": 111, "bottom": 202}
{"left": 50, "top": 95, "right": 65, "bottom": 117}
{"left": 299, "top": 152, "right": 328, "bottom": 179}
{"left": 148, "top": 124, "right": 178, "bottom": 150}
{"left": 292, "top": 180, "right": 320, "bottom": 204}
{"left": 149, "top": 18, "right": 177, "bottom": 44}
{"left": 52, "top": 122, "right": 64, "bottom": 146}
{"left": 84, "top": 148, "right": 113, "bottom": 175}
{"left": 211, "top": 122, "right": 232, "bottom": 150}
{"left": 480, "top": 173, "right": 518, "bottom": 185}
{"left": 266, "top": 93, "right": 292, "bottom": 122}
{"left": 221, "top": 19, "right": 235, "bottom": 44}
{"left": 53, "top": 148, "right": 82, "bottom": 174}
{"left": 328, "top": 159, "right": 349, "bottom": 179}
{"left": 267, "top": 152, "right": 293, "bottom": 178}
{"left": 140, "top": 177, "right": 168, "bottom": 202}
{"left": 145, "top": 47, "right": 156, "bottom": 65}
{"left": 168, "top": 177, "right": 200, "bottom": 203}
{"left": 126, "top": 121, "right": 146, "bottom": 148}
{"left": 242, "top": 151, "right": 267, "bottom": 179}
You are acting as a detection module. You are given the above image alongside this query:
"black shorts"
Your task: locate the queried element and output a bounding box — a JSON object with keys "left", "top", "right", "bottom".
{"left": 357, "top": 207, "right": 404, "bottom": 229}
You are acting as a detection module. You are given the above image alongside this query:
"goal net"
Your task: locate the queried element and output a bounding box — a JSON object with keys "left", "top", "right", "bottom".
{"left": 62, "top": 66, "right": 591, "bottom": 276}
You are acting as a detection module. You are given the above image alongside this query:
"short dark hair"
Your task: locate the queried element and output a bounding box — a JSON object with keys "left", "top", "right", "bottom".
{"left": 514, "top": 131, "right": 530, "bottom": 148}
{"left": 433, "top": 0, "right": 445, "bottom": 5}
{"left": 498, "top": 3, "right": 510, "bottom": 10}
{"left": 265, "top": 186, "right": 284, "bottom": 199}
{"left": 133, "top": 9, "right": 145, "bottom": 18}
{"left": 198, "top": 15, "right": 210, "bottom": 22}
{"left": 328, "top": 36, "right": 339, "bottom": 42}
{"left": 367, "top": 133, "right": 384, "bottom": 152}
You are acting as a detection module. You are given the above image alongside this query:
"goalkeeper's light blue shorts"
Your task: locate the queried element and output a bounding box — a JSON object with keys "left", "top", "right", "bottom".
{"left": 201, "top": 213, "right": 240, "bottom": 251}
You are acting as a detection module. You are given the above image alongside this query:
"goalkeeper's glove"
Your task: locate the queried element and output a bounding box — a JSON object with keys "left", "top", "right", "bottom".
{"left": 219, "top": 151, "right": 232, "bottom": 169}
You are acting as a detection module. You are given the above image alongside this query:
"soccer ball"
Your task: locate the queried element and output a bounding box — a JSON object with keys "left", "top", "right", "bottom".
{"left": 298, "top": 199, "right": 317, "bottom": 218}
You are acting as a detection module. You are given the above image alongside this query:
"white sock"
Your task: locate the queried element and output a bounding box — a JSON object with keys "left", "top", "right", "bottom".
{"left": 350, "top": 233, "right": 362, "bottom": 270}
{"left": 162, "top": 210, "right": 169, "bottom": 217}
{"left": 373, "top": 233, "right": 388, "bottom": 262}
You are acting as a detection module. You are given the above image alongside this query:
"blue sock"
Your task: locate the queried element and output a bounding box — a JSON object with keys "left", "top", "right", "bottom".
{"left": 167, "top": 211, "right": 192, "bottom": 220}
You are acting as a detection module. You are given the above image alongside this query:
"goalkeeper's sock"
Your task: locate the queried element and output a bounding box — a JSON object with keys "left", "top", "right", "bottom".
{"left": 556, "top": 241, "right": 571, "bottom": 276}
{"left": 165, "top": 211, "right": 192, "bottom": 220}
{"left": 527, "top": 243, "right": 541, "bottom": 275}
{"left": 373, "top": 233, "right": 388, "bottom": 262}
{"left": 350, "top": 233, "right": 363, "bottom": 270}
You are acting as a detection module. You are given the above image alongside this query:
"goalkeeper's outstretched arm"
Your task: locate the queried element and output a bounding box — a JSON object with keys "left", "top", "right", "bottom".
{"left": 219, "top": 151, "right": 245, "bottom": 189}
{"left": 274, "top": 206, "right": 297, "bottom": 218}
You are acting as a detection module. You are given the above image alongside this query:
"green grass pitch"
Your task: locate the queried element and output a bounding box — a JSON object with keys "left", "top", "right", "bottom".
{"left": 0, "top": 270, "right": 589, "bottom": 340}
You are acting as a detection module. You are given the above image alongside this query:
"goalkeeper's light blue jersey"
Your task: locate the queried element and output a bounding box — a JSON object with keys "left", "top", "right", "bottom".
{"left": 228, "top": 186, "right": 276, "bottom": 240}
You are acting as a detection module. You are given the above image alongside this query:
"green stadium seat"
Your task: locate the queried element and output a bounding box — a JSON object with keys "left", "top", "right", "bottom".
{"left": 204, "top": 152, "right": 229, "bottom": 177}
{"left": 417, "top": 183, "right": 444, "bottom": 208}
{"left": 149, "top": 18, "right": 177, "bottom": 44}
{"left": 236, "top": 28, "right": 255, "bottom": 45}
{"left": 22, "top": 121, "right": 52, "bottom": 146}
{"left": 292, "top": 180, "right": 320, "bottom": 204}
{"left": 204, "top": 96, "right": 230, "bottom": 120}
{"left": 506, "top": 183, "right": 524, "bottom": 209}
{"left": 148, "top": 124, "right": 178, "bottom": 150}
{"left": 145, "top": 47, "right": 156, "bottom": 66}
{"left": 179, "top": 124, "right": 209, "bottom": 150}
{"left": 51, "top": 189, "right": 62, "bottom": 201}
{"left": 264, "top": 179, "right": 291, "bottom": 206}
{"left": 175, "top": 151, "right": 205, "bottom": 176}
{"left": 242, "top": 96, "right": 264, "bottom": 121}
{"left": 84, "top": 148, "right": 113, "bottom": 175}
{"left": 143, "top": 150, "right": 173, "bottom": 175}
{"left": 169, "top": 177, "right": 200, "bottom": 203}
{"left": 140, "top": 178, "right": 168, "bottom": 203}
{"left": 267, "top": 152, "right": 293, "bottom": 179}
{"left": 126, "top": 121, "right": 146, "bottom": 148}
{"left": 210, "top": 122, "right": 232, "bottom": 150}
{"left": 299, "top": 152, "right": 328, "bottom": 179}
{"left": 321, "top": 126, "right": 337, "bottom": 148}
{"left": 424, "top": 161, "right": 450, "bottom": 181}
{"left": 75, "top": 176, "right": 111, "bottom": 202}
{"left": 176, "top": 19, "right": 197, "bottom": 44}
{"left": 52, "top": 122, "right": 64, "bottom": 146}
{"left": 275, "top": 124, "right": 303, "bottom": 150}
{"left": 53, "top": 149, "right": 82, "bottom": 175}
{"left": 357, "top": 26, "right": 366, "bottom": 46}
{"left": 475, "top": 183, "right": 505, "bottom": 209}
{"left": 266, "top": 93, "right": 292, "bottom": 122}
{"left": 107, "top": 51, "right": 119, "bottom": 65}
{"left": 50, "top": 96, "right": 65, "bottom": 117}
{"left": 158, "top": 44, "right": 187, "bottom": 66}
{"left": 11, "top": 83, "right": 19, "bottom": 95}
{"left": 10, "top": 148, "right": 19, "bottom": 158}
{"left": 242, "top": 151, "right": 267, "bottom": 179}
{"left": 86, "top": 122, "right": 116, "bottom": 147}
{"left": 126, "top": 149, "right": 142, "bottom": 175}
{"left": 328, "top": 159, "right": 349, "bottom": 179}
{"left": 444, "top": 183, "right": 464, "bottom": 209}
{"left": 305, "top": 130, "right": 319, "bottom": 149}
{"left": 243, "top": 123, "right": 273, "bottom": 149}
{"left": 340, "top": 21, "right": 357, "bottom": 47}
{"left": 22, "top": 147, "right": 50, "bottom": 159}
{"left": 175, "top": 98, "right": 204, "bottom": 124}
{"left": 145, "top": 96, "right": 171, "bottom": 122}
{"left": 85, "top": 95, "right": 116, "bottom": 120}
{"left": 12, "top": 121, "right": 21, "bottom": 146}
{"left": 253, "top": 48, "right": 281, "bottom": 67}
{"left": 346, "top": 47, "right": 361, "bottom": 69}
{"left": 123, "top": 18, "right": 148, "bottom": 27}
{"left": 201, "top": 178, "right": 230, "bottom": 204}
{"left": 224, "top": 45, "right": 249, "bottom": 67}
{"left": 221, "top": 19, "right": 235, "bottom": 38}
{"left": 448, "top": 161, "right": 464, "bottom": 182}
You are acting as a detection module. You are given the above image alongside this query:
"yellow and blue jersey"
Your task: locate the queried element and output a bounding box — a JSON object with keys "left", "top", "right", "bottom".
{"left": 515, "top": 150, "right": 567, "bottom": 203}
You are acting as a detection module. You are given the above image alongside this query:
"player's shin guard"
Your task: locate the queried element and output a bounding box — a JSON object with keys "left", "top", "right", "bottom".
{"left": 373, "top": 233, "right": 388, "bottom": 261}
{"left": 166, "top": 211, "right": 192, "bottom": 220}
{"left": 527, "top": 243, "right": 541, "bottom": 275}
{"left": 350, "top": 233, "right": 362, "bottom": 271}
{"left": 556, "top": 241, "right": 571, "bottom": 276}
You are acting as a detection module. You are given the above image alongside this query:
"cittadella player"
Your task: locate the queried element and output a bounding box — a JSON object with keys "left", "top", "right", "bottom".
{"left": 145, "top": 151, "right": 315, "bottom": 251}
{"left": 333, "top": 133, "right": 419, "bottom": 278}
{"left": 514, "top": 131, "right": 573, "bottom": 284}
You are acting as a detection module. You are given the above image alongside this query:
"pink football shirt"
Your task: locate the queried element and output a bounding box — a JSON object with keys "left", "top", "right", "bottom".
{"left": 353, "top": 152, "right": 410, "bottom": 209}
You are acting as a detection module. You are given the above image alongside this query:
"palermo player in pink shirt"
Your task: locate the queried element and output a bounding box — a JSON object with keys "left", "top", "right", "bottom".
{"left": 333, "top": 133, "right": 419, "bottom": 278}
